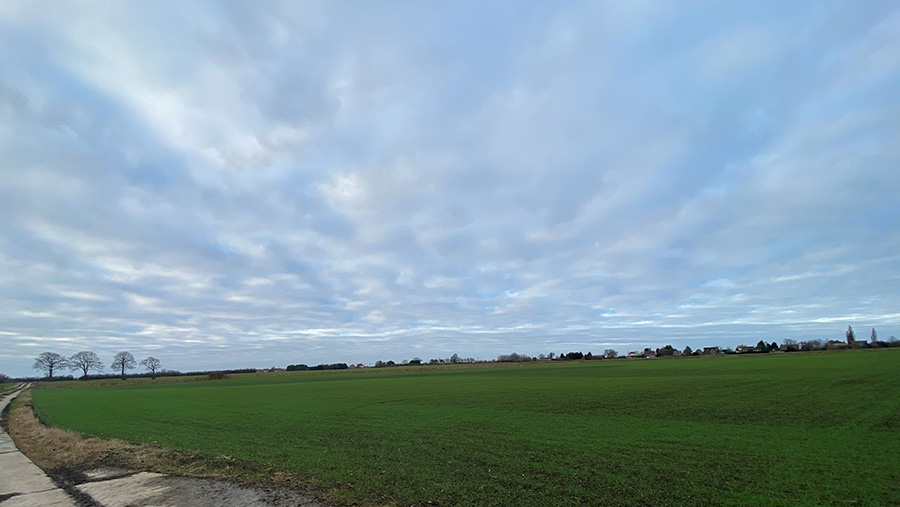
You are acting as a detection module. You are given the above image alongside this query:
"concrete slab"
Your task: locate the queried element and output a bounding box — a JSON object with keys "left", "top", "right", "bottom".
{"left": 1, "top": 488, "right": 77, "bottom": 507}
{"left": 77, "top": 472, "right": 170, "bottom": 506}
{"left": 0, "top": 435, "right": 19, "bottom": 453}
{"left": 0, "top": 385, "right": 76, "bottom": 507}
{"left": 76, "top": 472, "right": 322, "bottom": 507}
{"left": 82, "top": 466, "right": 135, "bottom": 481}
{"left": 0, "top": 450, "right": 59, "bottom": 494}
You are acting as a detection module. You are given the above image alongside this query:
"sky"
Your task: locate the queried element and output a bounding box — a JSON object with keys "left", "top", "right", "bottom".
{"left": 1, "top": 1, "right": 899, "bottom": 377}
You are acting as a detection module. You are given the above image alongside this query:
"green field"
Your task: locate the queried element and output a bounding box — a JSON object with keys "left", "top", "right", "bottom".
{"left": 32, "top": 351, "right": 900, "bottom": 505}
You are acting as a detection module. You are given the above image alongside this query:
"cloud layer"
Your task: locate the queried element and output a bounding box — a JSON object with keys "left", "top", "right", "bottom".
{"left": 2, "top": 1, "right": 899, "bottom": 376}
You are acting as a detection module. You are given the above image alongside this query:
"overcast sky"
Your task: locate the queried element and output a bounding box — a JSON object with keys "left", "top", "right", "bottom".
{"left": 2, "top": 1, "right": 899, "bottom": 377}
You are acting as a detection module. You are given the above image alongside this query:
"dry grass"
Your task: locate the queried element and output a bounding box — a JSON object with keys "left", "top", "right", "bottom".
{"left": 6, "top": 390, "right": 325, "bottom": 497}
{"left": 7, "top": 390, "right": 166, "bottom": 471}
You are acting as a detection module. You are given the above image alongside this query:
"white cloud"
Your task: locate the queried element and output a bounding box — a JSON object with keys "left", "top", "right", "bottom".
{"left": 319, "top": 172, "right": 367, "bottom": 209}
{"left": 1, "top": 1, "right": 899, "bottom": 376}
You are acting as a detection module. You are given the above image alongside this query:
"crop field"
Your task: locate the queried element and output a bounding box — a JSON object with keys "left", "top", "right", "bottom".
{"left": 32, "top": 350, "right": 900, "bottom": 506}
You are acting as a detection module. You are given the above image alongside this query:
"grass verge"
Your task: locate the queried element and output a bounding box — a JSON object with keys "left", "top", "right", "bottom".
{"left": 5, "top": 390, "right": 339, "bottom": 505}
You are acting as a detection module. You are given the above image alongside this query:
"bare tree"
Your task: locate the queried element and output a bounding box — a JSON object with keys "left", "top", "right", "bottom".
{"left": 111, "top": 351, "right": 136, "bottom": 379}
{"left": 871, "top": 328, "right": 878, "bottom": 344}
{"left": 603, "top": 349, "right": 618, "bottom": 359}
{"left": 69, "top": 351, "right": 104, "bottom": 379}
{"left": 33, "top": 352, "right": 68, "bottom": 378}
{"left": 140, "top": 357, "right": 161, "bottom": 379}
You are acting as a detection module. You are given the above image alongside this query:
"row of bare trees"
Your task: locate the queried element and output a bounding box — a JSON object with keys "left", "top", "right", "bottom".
{"left": 32, "top": 351, "right": 161, "bottom": 379}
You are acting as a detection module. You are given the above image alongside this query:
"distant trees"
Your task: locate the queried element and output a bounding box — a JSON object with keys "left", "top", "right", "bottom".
{"left": 682, "top": 346, "right": 693, "bottom": 356}
{"left": 734, "top": 341, "right": 781, "bottom": 354}
{"left": 286, "top": 363, "right": 348, "bottom": 371}
{"left": 603, "top": 349, "right": 618, "bottom": 359}
{"left": 364, "top": 355, "right": 476, "bottom": 367}
{"left": 111, "top": 351, "right": 136, "bottom": 379}
{"left": 656, "top": 345, "right": 676, "bottom": 357}
{"left": 846, "top": 326, "right": 856, "bottom": 344}
{"left": 139, "top": 357, "right": 161, "bottom": 379}
{"left": 871, "top": 328, "right": 878, "bottom": 344}
{"left": 497, "top": 352, "right": 533, "bottom": 362}
{"left": 782, "top": 339, "right": 800, "bottom": 352}
{"left": 800, "top": 339, "right": 825, "bottom": 351}
{"left": 69, "top": 351, "right": 104, "bottom": 379}
{"left": 32, "top": 352, "right": 68, "bottom": 378}
{"left": 538, "top": 351, "right": 604, "bottom": 360}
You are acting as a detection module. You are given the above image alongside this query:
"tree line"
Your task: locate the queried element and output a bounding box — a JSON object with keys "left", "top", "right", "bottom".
{"left": 286, "top": 362, "right": 349, "bottom": 371}
{"left": 367, "top": 353, "right": 477, "bottom": 368}
{"left": 32, "top": 351, "right": 161, "bottom": 379}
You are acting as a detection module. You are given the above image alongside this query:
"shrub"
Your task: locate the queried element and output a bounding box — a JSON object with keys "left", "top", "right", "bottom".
{"left": 208, "top": 371, "right": 228, "bottom": 380}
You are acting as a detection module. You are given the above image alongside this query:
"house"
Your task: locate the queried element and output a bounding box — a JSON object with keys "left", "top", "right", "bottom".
{"left": 702, "top": 346, "right": 721, "bottom": 355}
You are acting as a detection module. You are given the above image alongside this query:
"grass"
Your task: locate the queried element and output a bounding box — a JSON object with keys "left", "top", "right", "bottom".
{"left": 31, "top": 350, "right": 900, "bottom": 506}
{"left": 0, "top": 382, "right": 14, "bottom": 395}
{"left": 5, "top": 390, "right": 308, "bottom": 491}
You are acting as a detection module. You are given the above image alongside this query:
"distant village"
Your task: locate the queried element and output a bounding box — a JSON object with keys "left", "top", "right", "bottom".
{"left": 285, "top": 326, "right": 898, "bottom": 372}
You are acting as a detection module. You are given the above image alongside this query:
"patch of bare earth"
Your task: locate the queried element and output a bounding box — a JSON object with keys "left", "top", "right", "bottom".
{"left": 4, "top": 391, "right": 332, "bottom": 506}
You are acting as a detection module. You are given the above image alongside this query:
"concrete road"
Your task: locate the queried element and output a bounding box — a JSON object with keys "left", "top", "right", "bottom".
{"left": 0, "top": 383, "right": 77, "bottom": 506}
